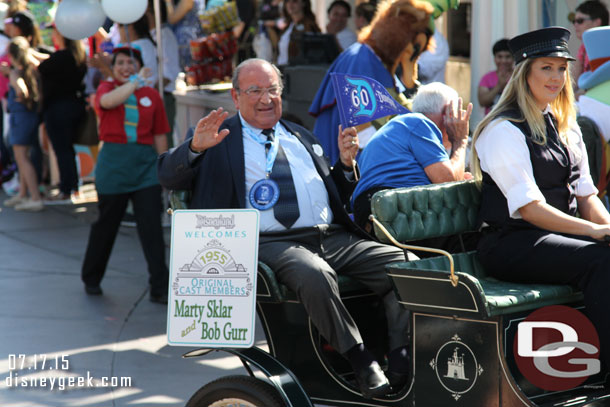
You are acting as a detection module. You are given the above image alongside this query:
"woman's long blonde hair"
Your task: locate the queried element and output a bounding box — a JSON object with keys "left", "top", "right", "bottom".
{"left": 470, "top": 57, "right": 577, "bottom": 180}
{"left": 8, "top": 36, "right": 39, "bottom": 111}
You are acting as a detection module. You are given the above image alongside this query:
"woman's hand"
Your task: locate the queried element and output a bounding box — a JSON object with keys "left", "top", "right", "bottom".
{"left": 139, "top": 67, "right": 152, "bottom": 79}
{"left": 588, "top": 224, "right": 610, "bottom": 242}
{"left": 520, "top": 200, "right": 610, "bottom": 242}
{"left": 338, "top": 124, "right": 358, "bottom": 169}
{"left": 134, "top": 67, "right": 153, "bottom": 87}
{"left": 99, "top": 67, "right": 152, "bottom": 109}
{"left": 190, "top": 108, "right": 230, "bottom": 153}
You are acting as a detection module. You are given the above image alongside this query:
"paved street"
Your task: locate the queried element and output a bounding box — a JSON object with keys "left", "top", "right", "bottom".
{"left": 0, "top": 189, "right": 263, "bottom": 407}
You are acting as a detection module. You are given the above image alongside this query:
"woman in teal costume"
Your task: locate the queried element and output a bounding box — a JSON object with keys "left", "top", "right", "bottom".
{"left": 81, "top": 45, "right": 170, "bottom": 304}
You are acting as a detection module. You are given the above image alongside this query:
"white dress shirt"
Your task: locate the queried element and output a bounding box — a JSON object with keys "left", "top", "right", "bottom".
{"left": 475, "top": 108, "right": 597, "bottom": 219}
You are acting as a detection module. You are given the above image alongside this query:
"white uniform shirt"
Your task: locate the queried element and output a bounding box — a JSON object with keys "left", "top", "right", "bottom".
{"left": 276, "top": 23, "right": 294, "bottom": 66}
{"left": 417, "top": 30, "right": 449, "bottom": 84}
{"left": 475, "top": 107, "right": 597, "bottom": 219}
{"left": 335, "top": 27, "right": 357, "bottom": 51}
{"left": 150, "top": 25, "right": 181, "bottom": 93}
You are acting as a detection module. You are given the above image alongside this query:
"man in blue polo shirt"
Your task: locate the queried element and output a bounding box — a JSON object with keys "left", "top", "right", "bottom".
{"left": 352, "top": 82, "right": 473, "bottom": 232}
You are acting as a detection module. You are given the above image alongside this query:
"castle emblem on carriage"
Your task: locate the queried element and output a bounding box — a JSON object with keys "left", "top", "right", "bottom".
{"left": 445, "top": 347, "right": 469, "bottom": 380}
{"left": 430, "top": 334, "right": 483, "bottom": 401}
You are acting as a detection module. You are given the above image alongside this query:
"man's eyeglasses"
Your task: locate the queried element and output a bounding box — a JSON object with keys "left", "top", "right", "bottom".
{"left": 571, "top": 17, "right": 592, "bottom": 25}
{"left": 238, "top": 86, "right": 283, "bottom": 99}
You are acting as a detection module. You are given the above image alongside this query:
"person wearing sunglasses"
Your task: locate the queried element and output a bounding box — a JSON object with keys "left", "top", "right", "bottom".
{"left": 571, "top": 0, "right": 608, "bottom": 95}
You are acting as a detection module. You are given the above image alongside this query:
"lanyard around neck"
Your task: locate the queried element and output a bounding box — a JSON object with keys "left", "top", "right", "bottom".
{"left": 249, "top": 129, "right": 279, "bottom": 175}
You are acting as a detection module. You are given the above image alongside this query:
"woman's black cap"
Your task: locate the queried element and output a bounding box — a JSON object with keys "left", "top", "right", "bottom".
{"left": 508, "top": 26, "right": 575, "bottom": 65}
{"left": 5, "top": 10, "right": 35, "bottom": 37}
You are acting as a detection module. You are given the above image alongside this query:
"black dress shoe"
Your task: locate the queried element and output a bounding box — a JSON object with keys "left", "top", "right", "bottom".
{"left": 386, "top": 345, "right": 411, "bottom": 390}
{"left": 84, "top": 285, "right": 103, "bottom": 295}
{"left": 149, "top": 293, "right": 168, "bottom": 304}
{"left": 354, "top": 362, "right": 390, "bottom": 399}
{"left": 386, "top": 370, "right": 410, "bottom": 390}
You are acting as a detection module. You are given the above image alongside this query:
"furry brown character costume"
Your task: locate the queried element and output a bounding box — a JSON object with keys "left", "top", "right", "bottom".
{"left": 359, "top": 0, "right": 434, "bottom": 90}
{"left": 309, "top": 0, "right": 458, "bottom": 163}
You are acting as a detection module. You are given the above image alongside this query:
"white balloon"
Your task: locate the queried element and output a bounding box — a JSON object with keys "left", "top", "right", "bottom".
{"left": 101, "top": 0, "right": 147, "bottom": 25}
{"left": 55, "top": 0, "right": 106, "bottom": 40}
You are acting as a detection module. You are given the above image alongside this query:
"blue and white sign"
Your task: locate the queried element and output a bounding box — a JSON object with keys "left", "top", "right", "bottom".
{"left": 167, "top": 209, "right": 259, "bottom": 347}
{"left": 331, "top": 72, "right": 409, "bottom": 128}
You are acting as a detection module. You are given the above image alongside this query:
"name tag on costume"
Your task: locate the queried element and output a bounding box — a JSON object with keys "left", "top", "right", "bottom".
{"left": 167, "top": 209, "right": 259, "bottom": 347}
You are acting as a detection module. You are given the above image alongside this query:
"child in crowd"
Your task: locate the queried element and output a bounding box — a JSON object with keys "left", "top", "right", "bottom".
{"left": 4, "top": 36, "right": 43, "bottom": 211}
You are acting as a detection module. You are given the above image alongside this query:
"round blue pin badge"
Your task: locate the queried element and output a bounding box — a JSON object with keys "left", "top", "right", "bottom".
{"left": 249, "top": 178, "right": 280, "bottom": 210}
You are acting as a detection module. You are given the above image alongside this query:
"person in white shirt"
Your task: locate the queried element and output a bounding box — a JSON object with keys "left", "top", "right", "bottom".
{"left": 276, "top": 0, "right": 320, "bottom": 66}
{"left": 147, "top": 0, "right": 181, "bottom": 147}
{"left": 326, "top": 0, "right": 357, "bottom": 51}
{"left": 471, "top": 27, "right": 610, "bottom": 369}
{"left": 417, "top": 29, "right": 449, "bottom": 84}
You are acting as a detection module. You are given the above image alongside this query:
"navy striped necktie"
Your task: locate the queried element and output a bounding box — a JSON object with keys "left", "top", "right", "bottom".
{"left": 263, "top": 128, "right": 300, "bottom": 228}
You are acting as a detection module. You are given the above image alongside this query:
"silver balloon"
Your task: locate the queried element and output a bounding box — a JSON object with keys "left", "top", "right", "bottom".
{"left": 101, "top": 0, "right": 147, "bottom": 25}
{"left": 55, "top": 0, "right": 107, "bottom": 40}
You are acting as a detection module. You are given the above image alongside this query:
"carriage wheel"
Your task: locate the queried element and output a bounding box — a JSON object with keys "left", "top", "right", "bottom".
{"left": 185, "top": 375, "right": 284, "bottom": 407}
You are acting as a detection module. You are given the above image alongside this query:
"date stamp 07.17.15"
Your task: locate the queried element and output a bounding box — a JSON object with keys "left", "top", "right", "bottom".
{"left": 4, "top": 353, "right": 132, "bottom": 391}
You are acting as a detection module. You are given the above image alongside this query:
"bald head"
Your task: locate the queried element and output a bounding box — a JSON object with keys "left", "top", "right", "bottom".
{"left": 232, "top": 59, "right": 283, "bottom": 90}
{"left": 231, "top": 58, "right": 284, "bottom": 129}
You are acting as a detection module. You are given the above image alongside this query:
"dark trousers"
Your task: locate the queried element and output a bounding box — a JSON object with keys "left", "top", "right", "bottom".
{"left": 44, "top": 99, "right": 84, "bottom": 195}
{"left": 478, "top": 228, "right": 610, "bottom": 367}
{"left": 353, "top": 186, "right": 387, "bottom": 233}
{"left": 259, "top": 225, "right": 410, "bottom": 354}
{"left": 81, "top": 184, "right": 169, "bottom": 296}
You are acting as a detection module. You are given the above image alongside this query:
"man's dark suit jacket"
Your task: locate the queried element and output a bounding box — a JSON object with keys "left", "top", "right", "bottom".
{"left": 157, "top": 115, "right": 364, "bottom": 236}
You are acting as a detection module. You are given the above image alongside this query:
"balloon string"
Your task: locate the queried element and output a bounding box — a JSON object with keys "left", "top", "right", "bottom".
{"left": 122, "top": 24, "right": 135, "bottom": 62}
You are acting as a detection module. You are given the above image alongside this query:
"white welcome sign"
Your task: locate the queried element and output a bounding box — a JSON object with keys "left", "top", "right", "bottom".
{"left": 167, "top": 209, "right": 259, "bottom": 347}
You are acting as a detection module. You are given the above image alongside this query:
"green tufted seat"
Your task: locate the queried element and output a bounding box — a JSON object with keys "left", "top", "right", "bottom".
{"left": 371, "top": 181, "right": 583, "bottom": 318}
{"left": 371, "top": 179, "right": 480, "bottom": 244}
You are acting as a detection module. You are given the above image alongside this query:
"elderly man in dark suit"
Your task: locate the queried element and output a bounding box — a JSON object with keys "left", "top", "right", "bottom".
{"left": 158, "top": 58, "right": 410, "bottom": 398}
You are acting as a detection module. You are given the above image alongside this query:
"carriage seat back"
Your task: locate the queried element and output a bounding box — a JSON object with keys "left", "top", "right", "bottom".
{"left": 370, "top": 181, "right": 583, "bottom": 317}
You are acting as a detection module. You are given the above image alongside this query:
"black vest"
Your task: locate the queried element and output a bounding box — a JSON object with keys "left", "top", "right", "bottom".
{"left": 479, "top": 109, "right": 580, "bottom": 230}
